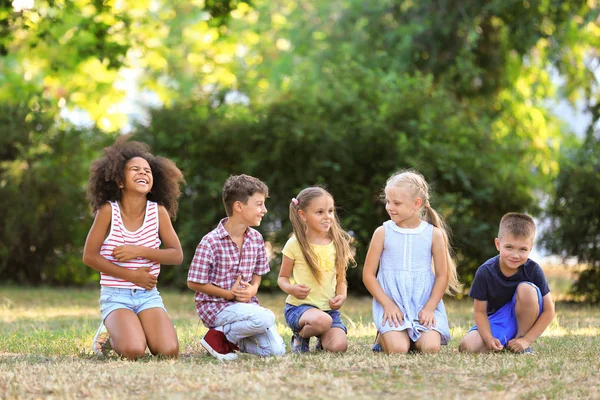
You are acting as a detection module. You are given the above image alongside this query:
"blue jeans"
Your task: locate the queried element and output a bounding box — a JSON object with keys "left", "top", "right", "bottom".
{"left": 284, "top": 303, "right": 347, "bottom": 334}
{"left": 100, "top": 286, "right": 166, "bottom": 321}
{"left": 214, "top": 303, "right": 286, "bottom": 357}
{"left": 469, "top": 282, "right": 543, "bottom": 346}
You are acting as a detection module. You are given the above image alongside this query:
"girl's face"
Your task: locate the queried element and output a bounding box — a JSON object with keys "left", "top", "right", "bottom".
{"left": 384, "top": 185, "right": 422, "bottom": 226}
{"left": 299, "top": 194, "right": 335, "bottom": 236}
{"left": 122, "top": 157, "right": 153, "bottom": 194}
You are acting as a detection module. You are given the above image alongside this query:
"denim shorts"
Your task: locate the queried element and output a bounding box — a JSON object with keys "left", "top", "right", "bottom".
{"left": 469, "top": 282, "right": 543, "bottom": 346}
{"left": 100, "top": 286, "right": 166, "bottom": 321}
{"left": 284, "top": 303, "right": 347, "bottom": 334}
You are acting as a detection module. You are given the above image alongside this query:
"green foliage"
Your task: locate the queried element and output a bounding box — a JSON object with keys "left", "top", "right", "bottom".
{"left": 0, "top": 0, "right": 598, "bottom": 300}
{"left": 542, "top": 131, "right": 600, "bottom": 303}
{"left": 0, "top": 102, "right": 113, "bottom": 285}
{"left": 136, "top": 64, "right": 552, "bottom": 292}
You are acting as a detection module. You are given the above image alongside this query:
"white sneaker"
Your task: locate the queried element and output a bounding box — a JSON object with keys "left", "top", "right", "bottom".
{"left": 92, "top": 322, "right": 112, "bottom": 357}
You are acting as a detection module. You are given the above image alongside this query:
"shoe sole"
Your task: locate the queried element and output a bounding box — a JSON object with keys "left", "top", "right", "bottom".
{"left": 92, "top": 323, "right": 111, "bottom": 357}
{"left": 201, "top": 338, "right": 238, "bottom": 361}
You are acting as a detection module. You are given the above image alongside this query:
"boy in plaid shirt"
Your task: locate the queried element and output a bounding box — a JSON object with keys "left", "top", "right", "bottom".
{"left": 187, "top": 174, "right": 286, "bottom": 360}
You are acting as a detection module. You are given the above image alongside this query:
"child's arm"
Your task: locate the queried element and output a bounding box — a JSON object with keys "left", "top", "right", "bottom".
{"left": 473, "top": 299, "right": 504, "bottom": 351}
{"left": 507, "top": 292, "right": 556, "bottom": 352}
{"left": 187, "top": 276, "right": 242, "bottom": 301}
{"left": 278, "top": 256, "right": 311, "bottom": 299}
{"left": 362, "top": 226, "right": 403, "bottom": 327}
{"left": 419, "top": 227, "right": 449, "bottom": 328}
{"left": 83, "top": 204, "right": 157, "bottom": 289}
{"left": 111, "top": 205, "right": 183, "bottom": 265}
{"left": 329, "top": 280, "right": 347, "bottom": 310}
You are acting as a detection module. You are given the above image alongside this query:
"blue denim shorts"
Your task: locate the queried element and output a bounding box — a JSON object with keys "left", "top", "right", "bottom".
{"left": 469, "top": 282, "right": 543, "bottom": 346}
{"left": 284, "top": 303, "right": 347, "bottom": 334}
{"left": 100, "top": 286, "right": 166, "bottom": 321}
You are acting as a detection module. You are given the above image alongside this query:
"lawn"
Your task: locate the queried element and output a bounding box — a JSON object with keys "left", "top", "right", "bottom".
{"left": 1, "top": 278, "right": 599, "bottom": 399}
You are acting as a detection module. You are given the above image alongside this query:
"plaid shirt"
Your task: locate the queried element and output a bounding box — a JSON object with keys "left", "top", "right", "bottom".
{"left": 188, "top": 218, "right": 270, "bottom": 327}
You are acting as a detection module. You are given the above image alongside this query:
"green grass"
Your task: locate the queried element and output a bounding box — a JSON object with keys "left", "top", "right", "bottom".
{"left": 1, "top": 285, "right": 599, "bottom": 399}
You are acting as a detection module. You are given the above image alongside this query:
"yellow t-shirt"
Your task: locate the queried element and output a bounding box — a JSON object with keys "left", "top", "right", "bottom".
{"left": 282, "top": 236, "right": 337, "bottom": 310}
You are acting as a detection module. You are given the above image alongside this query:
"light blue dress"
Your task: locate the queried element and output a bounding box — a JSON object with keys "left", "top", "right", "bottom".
{"left": 372, "top": 220, "right": 450, "bottom": 344}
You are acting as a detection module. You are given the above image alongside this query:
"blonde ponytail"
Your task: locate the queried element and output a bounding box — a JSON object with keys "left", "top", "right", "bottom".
{"left": 423, "top": 203, "right": 462, "bottom": 295}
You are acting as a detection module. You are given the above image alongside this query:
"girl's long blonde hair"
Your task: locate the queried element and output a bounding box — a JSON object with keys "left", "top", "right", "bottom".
{"left": 386, "top": 170, "right": 462, "bottom": 295}
{"left": 289, "top": 187, "right": 356, "bottom": 285}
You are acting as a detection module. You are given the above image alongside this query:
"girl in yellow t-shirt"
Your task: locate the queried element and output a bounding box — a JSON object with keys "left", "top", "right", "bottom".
{"left": 278, "top": 187, "right": 355, "bottom": 353}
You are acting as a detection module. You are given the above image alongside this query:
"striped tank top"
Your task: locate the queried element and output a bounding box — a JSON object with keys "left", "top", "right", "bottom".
{"left": 99, "top": 200, "right": 161, "bottom": 288}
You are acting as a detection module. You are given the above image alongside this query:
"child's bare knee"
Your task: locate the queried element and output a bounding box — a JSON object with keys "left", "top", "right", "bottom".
{"left": 516, "top": 283, "right": 538, "bottom": 304}
{"left": 458, "top": 339, "right": 472, "bottom": 353}
{"left": 311, "top": 313, "right": 333, "bottom": 333}
{"left": 325, "top": 340, "right": 347, "bottom": 353}
{"left": 458, "top": 336, "right": 480, "bottom": 353}
{"left": 419, "top": 341, "right": 441, "bottom": 353}
{"left": 385, "top": 342, "right": 410, "bottom": 354}
{"left": 152, "top": 342, "right": 179, "bottom": 358}
{"left": 117, "top": 342, "right": 147, "bottom": 360}
{"left": 322, "top": 334, "right": 347, "bottom": 353}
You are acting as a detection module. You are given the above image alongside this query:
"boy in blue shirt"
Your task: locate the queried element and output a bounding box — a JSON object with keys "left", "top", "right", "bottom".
{"left": 459, "top": 213, "right": 555, "bottom": 354}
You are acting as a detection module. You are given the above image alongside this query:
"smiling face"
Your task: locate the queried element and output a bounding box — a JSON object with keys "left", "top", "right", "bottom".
{"left": 495, "top": 233, "right": 534, "bottom": 276}
{"left": 299, "top": 194, "right": 335, "bottom": 237}
{"left": 238, "top": 192, "right": 267, "bottom": 227}
{"left": 121, "top": 157, "right": 152, "bottom": 194}
{"left": 384, "top": 185, "right": 422, "bottom": 227}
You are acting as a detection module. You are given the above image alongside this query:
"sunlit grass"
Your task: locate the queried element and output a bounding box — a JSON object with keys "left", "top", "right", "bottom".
{"left": 1, "top": 273, "right": 599, "bottom": 399}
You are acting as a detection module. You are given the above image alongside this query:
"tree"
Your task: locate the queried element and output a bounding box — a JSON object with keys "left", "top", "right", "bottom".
{"left": 542, "top": 131, "right": 600, "bottom": 302}
{"left": 0, "top": 101, "right": 114, "bottom": 285}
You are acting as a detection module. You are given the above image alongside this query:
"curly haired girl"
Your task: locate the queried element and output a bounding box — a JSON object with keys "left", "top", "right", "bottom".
{"left": 83, "top": 136, "right": 185, "bottom": 359}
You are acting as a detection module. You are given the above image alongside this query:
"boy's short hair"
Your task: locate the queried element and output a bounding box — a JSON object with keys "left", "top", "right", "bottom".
{"left": 498, "top": 212, "right": 536, "bottom": 239}
{"left": 222, "top": 174, "right": 269, "bottom": 216}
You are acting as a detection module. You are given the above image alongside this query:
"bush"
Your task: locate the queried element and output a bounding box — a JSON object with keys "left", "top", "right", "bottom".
{"left": 0, "top": 103, "right": 114, "bottom": 285}
{"left": 542, "top": 131, "right": 600, "bottom": 303}
{"left": 137, "top": 66, "right": 544, "bottom": 293}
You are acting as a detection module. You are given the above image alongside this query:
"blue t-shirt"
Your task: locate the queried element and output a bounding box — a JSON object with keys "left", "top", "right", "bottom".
{"left": 468, "top": 255, "right": 550, "bottom": 315}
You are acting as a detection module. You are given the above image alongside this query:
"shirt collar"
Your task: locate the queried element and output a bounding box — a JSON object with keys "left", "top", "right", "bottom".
{"left": 387, "top": 219, "right": 428, "bottom": 234}
{"left": 214, "top": 217, "right": 253, "bottom": 240}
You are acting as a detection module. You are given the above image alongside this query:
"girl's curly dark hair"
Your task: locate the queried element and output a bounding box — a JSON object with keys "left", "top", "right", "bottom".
{"left": 87, "top": 136, "right": 185, "bottom": 219}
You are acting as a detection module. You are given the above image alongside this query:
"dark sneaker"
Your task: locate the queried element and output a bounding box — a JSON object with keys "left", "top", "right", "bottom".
{"left": 291, "top": 331, "right": 310, "bottom": 353}
{"left": 201, "top": 328, "right": 238, "bottom": 361}
{"left": 372, "top": 332, "right": 382, "bottom": 353}
{"left": 92, "top": 322, "right": 112, "bottom": 357}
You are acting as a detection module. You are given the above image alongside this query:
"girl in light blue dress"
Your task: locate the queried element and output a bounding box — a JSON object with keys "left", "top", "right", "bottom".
{"left": 362, "top": 170, "right": 461, "bottom": 353}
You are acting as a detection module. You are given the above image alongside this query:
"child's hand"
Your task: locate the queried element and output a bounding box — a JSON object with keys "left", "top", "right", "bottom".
{"left": 290, "top": 284, "right": 311, "bottom": 300}
{"left": 329, "top": 294, "right": 346, "bottom": 310}
{"left": 231, "top": 275, "right": 257, "bottom": 303}
{"left": 382, "top": 303, "right": 404, "bottom": 327}
{"left": 112, "top": 245, "right": 141, "bottom": 262}
{"left": 132, "top": 267, "right": 157, "bottom": 290}
{"left": 507, "top": 337, "right": 530, "bottom": 353}
{"left": 484, "top": 336, "right": 504, "bottom": 352}
{"left": 418, "top": 308, "right": 436, "bottom": 329}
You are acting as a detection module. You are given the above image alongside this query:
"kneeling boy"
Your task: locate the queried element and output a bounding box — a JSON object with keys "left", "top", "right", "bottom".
{"left": 187, "top": 174, "right": 286, "bottom": 360}
{"left": 459, "top": 213, "right": 555, "bottom": 354}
